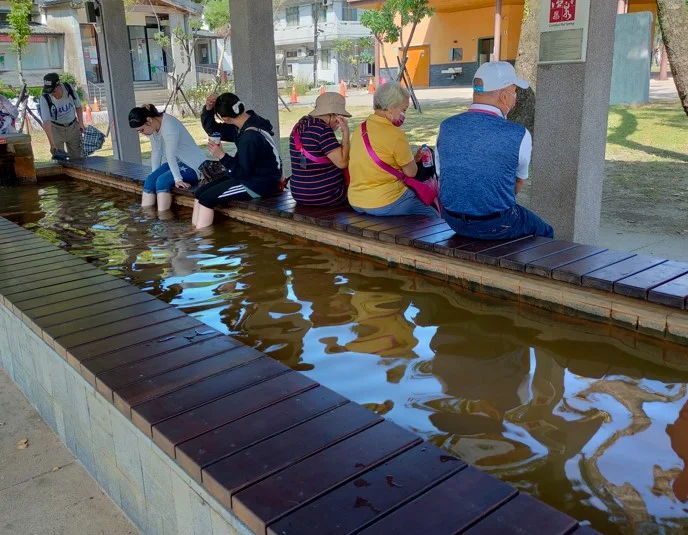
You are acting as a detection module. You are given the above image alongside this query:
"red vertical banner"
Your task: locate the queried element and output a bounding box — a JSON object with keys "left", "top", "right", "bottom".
{"left": 549, "top": 0, "right": 577, "bottom": 24}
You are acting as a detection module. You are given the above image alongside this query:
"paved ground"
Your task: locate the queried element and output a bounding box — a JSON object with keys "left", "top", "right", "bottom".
{"left": 291, "top": 75, "right": 679, "bottom": 109}
{"left": 0, "top": 369, "right": 138, "bottom": 535}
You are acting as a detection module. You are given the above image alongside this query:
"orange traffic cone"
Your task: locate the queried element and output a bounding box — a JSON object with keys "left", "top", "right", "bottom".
{"left": 339, "top": 79, "right": 347, "bottom": 97}
{"left": 319, "top": 84, "right": 325, "bottom": 96}
{"left": 290, "top": 83, "right": 298, "bottom": 104}
{"left": 92, "top": 97, "right": 100, "bottom": 112}
{"left": 368, "top": 77, "right": 375, "bottom": 94}
{"left": 85, "top": 103, "right": 93, "bottom": 125}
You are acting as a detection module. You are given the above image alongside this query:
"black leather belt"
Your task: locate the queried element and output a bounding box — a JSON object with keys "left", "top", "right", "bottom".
{"left": 51, "top": 119, "right": 77, "bottom": 127}
{"left": 444, "top": 207, "right": 511, "bottom": 221}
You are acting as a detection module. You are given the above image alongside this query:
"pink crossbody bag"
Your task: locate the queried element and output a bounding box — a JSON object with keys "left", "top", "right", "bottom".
{"left": 361, "top": 121, "right": 440, "bottom": 210}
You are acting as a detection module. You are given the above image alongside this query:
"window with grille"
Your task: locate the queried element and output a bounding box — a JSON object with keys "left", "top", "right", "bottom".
{"left": 286, "top": 6, "right": 300, "bottom": 26}
{"left": 342, "top": 2, "right": 358, "bottom": 21}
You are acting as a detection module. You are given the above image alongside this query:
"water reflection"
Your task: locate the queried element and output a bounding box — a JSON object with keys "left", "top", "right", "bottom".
{"left": 3, "top": 181, "right": 688, "bottom": 534}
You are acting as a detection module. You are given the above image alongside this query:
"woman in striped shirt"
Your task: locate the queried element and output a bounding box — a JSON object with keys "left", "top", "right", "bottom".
{"left": 288, "top": 93, "right": 351, "bottom": 207}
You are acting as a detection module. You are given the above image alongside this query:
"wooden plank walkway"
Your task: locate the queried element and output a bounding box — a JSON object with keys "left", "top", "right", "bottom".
{"left": 0, "top": 215, "right": 599, "bottom": 534}
{"left": 62, "top": 157, "right": 688, "bottom": 311}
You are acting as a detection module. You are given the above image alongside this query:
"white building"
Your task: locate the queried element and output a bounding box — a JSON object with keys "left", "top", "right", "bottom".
{"left": 273, "top": 0, "right": 373, "bottom": 86}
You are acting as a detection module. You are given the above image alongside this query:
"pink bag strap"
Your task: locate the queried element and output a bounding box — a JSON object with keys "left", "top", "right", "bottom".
{"left": 293, "top": 127, "right": 331, "bottom": 165}
{"left": 361, "top": 121, "right": 406, "bottom": 181}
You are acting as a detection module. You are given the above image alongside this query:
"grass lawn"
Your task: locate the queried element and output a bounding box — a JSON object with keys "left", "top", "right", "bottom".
{"left": 32, "top": 100, "right": 687, "bottom": 234}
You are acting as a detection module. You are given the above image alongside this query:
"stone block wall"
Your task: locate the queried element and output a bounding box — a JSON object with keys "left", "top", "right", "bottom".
{"left": 0, "top": 302, "right": 253, "bottom": 535}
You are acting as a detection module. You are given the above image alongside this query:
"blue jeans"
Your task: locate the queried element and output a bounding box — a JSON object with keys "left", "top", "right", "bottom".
{"left": 352, "top": 188, "right": 439, "bottom": 218}
{"left": 143, "top": 163, "right": 198, "bottom": 194}
{"left": 444, "top": 204, "right": 554, "bottom": 240}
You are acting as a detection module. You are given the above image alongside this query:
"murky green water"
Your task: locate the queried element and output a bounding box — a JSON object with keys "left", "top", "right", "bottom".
{"left": 3, "top": 180, "right": 688, "bottom": 534}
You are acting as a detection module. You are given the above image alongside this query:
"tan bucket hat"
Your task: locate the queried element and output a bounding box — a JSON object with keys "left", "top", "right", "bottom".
{"left": 309, "top": 92, "right": 351, "bottom": 118}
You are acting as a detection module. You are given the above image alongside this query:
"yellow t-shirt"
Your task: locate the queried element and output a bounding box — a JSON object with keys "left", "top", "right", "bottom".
{"left": 348, "top": 113, "right": 414, "bottom": 209}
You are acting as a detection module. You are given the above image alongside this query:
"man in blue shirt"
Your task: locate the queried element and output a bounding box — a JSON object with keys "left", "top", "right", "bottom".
{"left": 437, "top": 61, "right": 553, "bottom": 240}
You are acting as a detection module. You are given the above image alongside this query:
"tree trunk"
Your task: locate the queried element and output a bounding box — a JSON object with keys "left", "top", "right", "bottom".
{"left": 659, "top": 44, "right": 669, "bottom": 81}
{"left": 217, "top": 37, "right": 227, "bottom": 79}
{"left": 16, "top": 50, "right": 27, "bottom": 132}
{"left": 657, "top": 0, "right": 688, "bottom": 116}
{"left": 510, "top": 0, "right": 540, "bottom": 133}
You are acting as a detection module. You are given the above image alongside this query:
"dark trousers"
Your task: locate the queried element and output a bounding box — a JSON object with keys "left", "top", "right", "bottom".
{"left": 195, "top": 178, "right": 254, "bottom": 208}
{"left": 444, "top": 204, "right": 554, "bottom": 240}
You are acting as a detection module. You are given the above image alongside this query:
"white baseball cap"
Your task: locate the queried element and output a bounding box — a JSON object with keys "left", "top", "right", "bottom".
{"left": 473, "top": 61, "right": 529, "bottom": 92}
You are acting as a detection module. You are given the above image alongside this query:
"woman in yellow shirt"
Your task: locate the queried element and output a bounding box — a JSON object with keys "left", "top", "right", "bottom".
{"left": 348, "top": 82, "right": 439, "bottom": 218}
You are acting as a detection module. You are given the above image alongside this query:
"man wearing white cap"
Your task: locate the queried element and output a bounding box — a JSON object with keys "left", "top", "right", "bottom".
{"left": 436, "top": 61, "right": 553, "bottom": 240}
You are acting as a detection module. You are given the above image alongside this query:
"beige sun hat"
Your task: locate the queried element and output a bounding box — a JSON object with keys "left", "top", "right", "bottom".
{"left": 309, "top": 92, "right": 352, "bottom": 118}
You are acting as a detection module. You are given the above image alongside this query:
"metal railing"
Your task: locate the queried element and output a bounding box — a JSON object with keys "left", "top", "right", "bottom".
{"left": 86, "top": 81, "right": 106, "bottom": 105}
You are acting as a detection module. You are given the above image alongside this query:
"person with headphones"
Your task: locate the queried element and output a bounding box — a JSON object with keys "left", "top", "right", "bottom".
{"left": 193, "top": 92, "right": 282, "bottom": 229}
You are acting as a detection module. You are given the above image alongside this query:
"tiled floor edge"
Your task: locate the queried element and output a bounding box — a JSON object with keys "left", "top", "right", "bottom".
{"left": 0, "top": 300, "right": 254, "bottom": 535}
{"left": 59, "top": 167, "right": 688, "bottom": 347}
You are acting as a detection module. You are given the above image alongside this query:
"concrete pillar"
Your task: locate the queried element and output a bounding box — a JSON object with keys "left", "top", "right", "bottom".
{"left": 45, "top": 9, "right": 88, "bottom": 88}
{"left": 170, "top": 14, "right": 198, "bottom": 89}
{"left": 494, "top": 0, "right": 502, "bottom": 61}
{"left": 530, "top": 0, "right": 617, "bottom": 243}
{"left": 98, "top": 0, "right": 141, "bottom": 164}
{"left": 229, "top": 0, "right": 280, "bottom": 143}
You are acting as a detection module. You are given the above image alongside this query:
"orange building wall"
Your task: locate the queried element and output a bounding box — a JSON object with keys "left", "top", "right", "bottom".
{"left": 381, "top": 4, "right": 523, "bottom": 67}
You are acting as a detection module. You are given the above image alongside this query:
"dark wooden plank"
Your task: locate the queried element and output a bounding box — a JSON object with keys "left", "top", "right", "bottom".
{"left": 453, "top": 235, "right": 532, "bottom": 261}
{"left": 552, "top": 250, "right": 636, "bottom": 285}
{"left": 36, "top": 291, "right": 158, "bottom": 330}
{"left": 331, "top": 213, "right": 378, "bottom": 231}
{"left": 233, "top": 421, "right": 422, "bottom": 535}
{"left": 582, "top": 255, "right": 667, "bottom": 292}
{"left": 201, "top": 403, "right": 380, "bottom": 508}
{"left": 500, "top": 240, "right": 578, "bottom": 272}
{"left": 614, "top": 261, "right": 688, "bottom": 299}
{"left": 293, "top": 205, "right": 349, "bottom": 227}
{"left": 178, "top": 386, "right": 348, "bottom": 482}
{"left": 66, "top": 315, "right": 204, "bottom": 370}
{"left": 0, "top": 244, "right": 61, "bottom": 265}
{"left": 2, "top": 267, "right": 107, "bottom": 298}
{"left": 525, "top": 245, "right": 607, "bottom": 278}
{"left": 130, "top": 355, "right": 286, "bottom": 435}
{"left": 0, "top": 256, "right": 85, "bottom": 279}
{"left": 433, "top": 235, "right": 478, "bottom": 256}
{"left": 21, "top": 284, "right": 140, "bottom": 322}
{"left": 346, "top": 215, "right": 403, "bottom": 236}
{"left": 95, "top": 335, "right": 239, "bottom": 400}
{"left": 413, "top": 229, "right": 457, "bottom": 251}
{"left": 0, "top": 262, "right": 97, "bottom": 292}
{"left": 360, "top": 216, "right": 429, "bottom": 239}
{"left": 8, "top": 273, "right": 121, "bottom": 310}
{"left": 53, "top": 306, "right": 186, "bottom": 357}
{"left": 114, "top": 346, "right": 263, "bottom": 417}
{"left": 11, "top": 278, "right": 131, "bottom": 315}
{"left": 81, "top": 327, "right": 223, "bottom": 386}
{"left": 0, "top": 238, "right": 49, "bottom": 254}
{"left": 395, "top": 223, "right": 452, "bottom": 246}
{"left": 648, "top": 273, "right": 688, "bottom": 309}
{"left": 267, "top": 443, "right": 465, "bottom": 535}
{"left": 0, "top": 249, "right": 74, "bottom": 273}
{"left": 357, "top": 466, "right": 518, "bottom": 535}
{"left": 462, "top": 493, "right": 578, "bottom": 535}
{"left": 376, "top": 218, "right": 453, "bottom": 245}
{"left": 476, "top": 236, "right": 552, "bottom": 266}
{"left": 153, "top": 372, "right": 317, "bottom": 457}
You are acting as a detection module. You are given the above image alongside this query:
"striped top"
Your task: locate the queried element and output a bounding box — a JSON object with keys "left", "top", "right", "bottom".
{"left": 289, "top": 116, "right": 347, "bottom": 206}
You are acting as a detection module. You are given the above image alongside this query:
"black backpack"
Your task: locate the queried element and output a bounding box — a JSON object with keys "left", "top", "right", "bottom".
{"left": 40, "top": 82, "right": 77, "bottom": 121}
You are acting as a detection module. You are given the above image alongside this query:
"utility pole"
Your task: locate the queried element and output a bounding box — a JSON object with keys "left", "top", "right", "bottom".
{"left": 313, "top": 2, "right": 320, "bottom": 87}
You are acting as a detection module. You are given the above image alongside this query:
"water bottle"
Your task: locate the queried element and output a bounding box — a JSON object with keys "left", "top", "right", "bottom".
{"left": 420, "top": 144, "right": 433, "bottom": 168}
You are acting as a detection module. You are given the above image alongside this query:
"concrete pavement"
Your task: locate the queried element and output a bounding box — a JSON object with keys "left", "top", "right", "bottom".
{"left": 0, "top": 369, "right": 138, "bottom": 535}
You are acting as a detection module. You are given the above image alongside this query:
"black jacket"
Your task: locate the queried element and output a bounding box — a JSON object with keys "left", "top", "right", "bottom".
{"left": 201, "top": 108, "right": 282, "bottom": 197}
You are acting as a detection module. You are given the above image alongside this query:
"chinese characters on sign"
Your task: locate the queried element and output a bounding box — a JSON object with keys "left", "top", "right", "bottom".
{"left": 539, "top": 0, "right": 590, "bottom": 64}
{"left": 549, "top": 0, "right": 577, "bottom": 24}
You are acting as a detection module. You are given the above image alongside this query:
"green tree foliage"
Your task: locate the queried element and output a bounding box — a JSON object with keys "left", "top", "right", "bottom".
{"left": 333, "top": 37, "right": 374, "bottom": 86}
{"left": 8, "top": 0, "right": 32, "bottom": 87}
{"left": 205, "top": 0, "right": 230, "bottom": 31}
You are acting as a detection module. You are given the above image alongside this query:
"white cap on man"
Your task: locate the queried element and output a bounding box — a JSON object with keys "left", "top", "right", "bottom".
{"left": 473, "top": 61, "right": 529, "bottom": 93}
